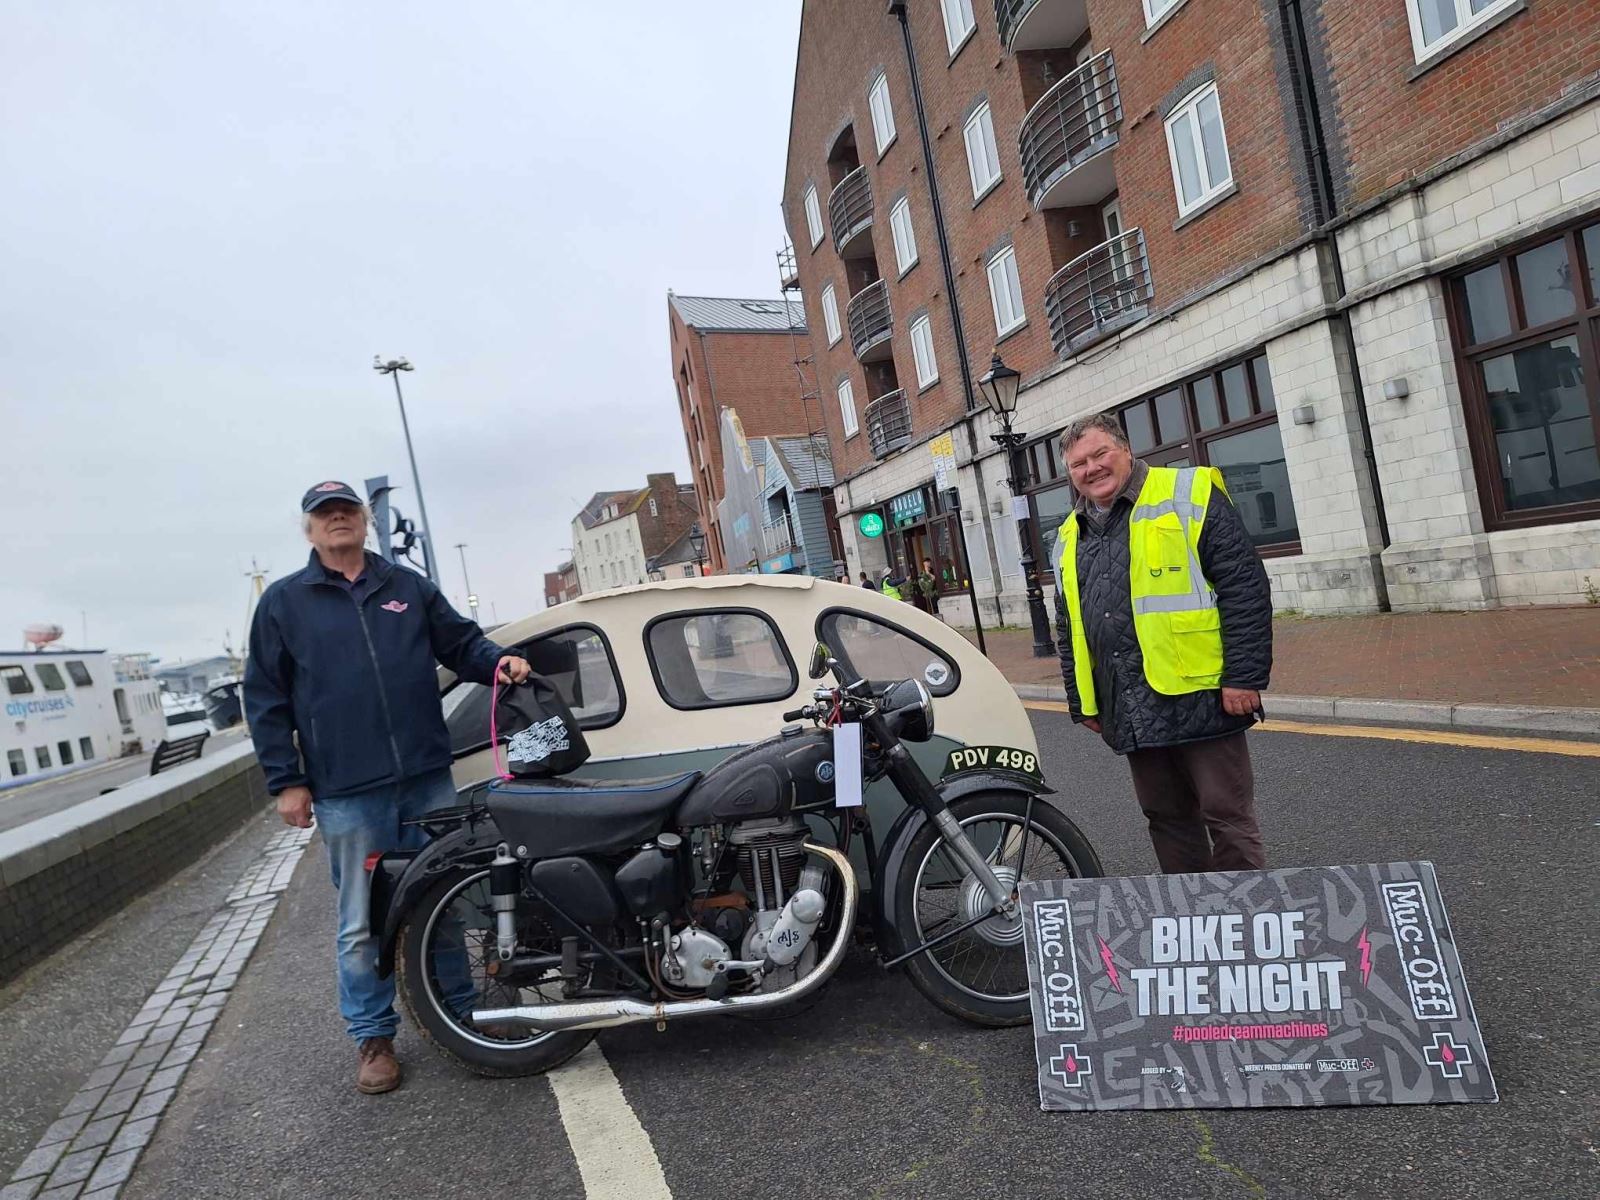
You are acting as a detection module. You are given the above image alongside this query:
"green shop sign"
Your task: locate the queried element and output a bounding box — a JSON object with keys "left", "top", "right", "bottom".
{"left": 888, "top": 489, "right": 927, "bottom": 528}
{"left": 857, "top": 512, "right": 885, "bottom": 538}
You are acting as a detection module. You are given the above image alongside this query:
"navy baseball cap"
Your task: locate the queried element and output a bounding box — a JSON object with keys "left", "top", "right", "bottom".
{"left": 301, "top": 480, "right": 363, "bottom": 512}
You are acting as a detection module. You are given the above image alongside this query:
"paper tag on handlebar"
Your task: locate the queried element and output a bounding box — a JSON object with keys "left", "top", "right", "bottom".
{"left": 832, "top": 722, "right": 863, "bottom": 808}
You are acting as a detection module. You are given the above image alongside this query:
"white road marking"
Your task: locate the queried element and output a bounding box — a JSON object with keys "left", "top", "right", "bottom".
{"left": 547, "top": 1042, "right": 673, "bottom": 1200}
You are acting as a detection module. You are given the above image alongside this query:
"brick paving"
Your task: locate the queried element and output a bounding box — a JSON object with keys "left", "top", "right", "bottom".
{"left": 965, "top": 606, "right": 1600, "bottom": 709}
{"left": 2, "top": 826, "right": 313, "bottom": 1200}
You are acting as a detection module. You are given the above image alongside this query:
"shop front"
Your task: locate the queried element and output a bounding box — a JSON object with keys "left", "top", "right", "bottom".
{"left": 866, "top": 484, "right": 971, "bottom": 603}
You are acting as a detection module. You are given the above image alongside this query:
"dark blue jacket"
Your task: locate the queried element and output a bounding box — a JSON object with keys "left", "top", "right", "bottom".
{"left": 244, "top": 551, "right": 503, "bottom": 797}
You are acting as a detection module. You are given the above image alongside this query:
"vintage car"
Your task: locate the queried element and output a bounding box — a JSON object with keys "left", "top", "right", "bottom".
{"left": 437, "top": 574, "right": 1044, "bottom": 839}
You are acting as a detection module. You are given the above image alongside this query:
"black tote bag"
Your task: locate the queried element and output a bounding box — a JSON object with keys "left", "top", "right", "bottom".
{"left": 490, "top": 674, "right": 591, "bottom": 779}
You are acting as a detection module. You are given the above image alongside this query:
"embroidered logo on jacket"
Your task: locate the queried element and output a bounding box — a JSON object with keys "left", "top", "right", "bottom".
{"left": 380, "top": 600, "right": 409, "bottom": 613}
{"left": 507, "top": 716, "right": 571, "bottom": 764}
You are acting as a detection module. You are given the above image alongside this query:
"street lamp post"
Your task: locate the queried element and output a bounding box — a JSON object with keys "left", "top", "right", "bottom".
{"left": 455, "top": 542, "right": 479, "bottom": 622}
{"left": 373, "top": 355, "right": 439, "bottom": 584}
{"left": 978, "top": 352, "right": 1056, "bottom": 658}
{"left": 688, "top": 525, "right": 708, "bottom": 577}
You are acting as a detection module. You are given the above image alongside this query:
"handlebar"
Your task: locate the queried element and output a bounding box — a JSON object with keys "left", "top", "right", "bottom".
{"left": 782, "top": 707, "right": 810, "bottom": 722}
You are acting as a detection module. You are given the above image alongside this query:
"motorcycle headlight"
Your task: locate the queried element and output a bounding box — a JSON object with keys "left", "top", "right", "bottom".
{"left": 880, "top": 678, "right": 935, "bottom": 743}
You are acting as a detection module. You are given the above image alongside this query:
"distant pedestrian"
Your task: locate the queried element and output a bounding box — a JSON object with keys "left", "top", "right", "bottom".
{"left": 917, "top": 558, "right": 941, "bottom": 619}
{"left": 859, "top": 571, "right": 874, "bottom": 590}
{"left": 243, "top": 481, "right": 531, "bottom": 1095}
{"left": 1052, "top": 415, "right": 1272, "bottom": 874}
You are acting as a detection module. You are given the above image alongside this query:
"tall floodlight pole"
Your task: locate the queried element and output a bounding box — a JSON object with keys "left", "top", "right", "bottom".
{"left": 373, "top": 355, "right": 439, "bottom": 584}
{"left": 455, "top": 542, "right": 479, "bottom": 622}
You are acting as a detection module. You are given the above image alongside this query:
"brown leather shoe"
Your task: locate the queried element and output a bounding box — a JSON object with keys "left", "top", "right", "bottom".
{"left": 356, "top": 1037, "right": 401, "bottom": 1094}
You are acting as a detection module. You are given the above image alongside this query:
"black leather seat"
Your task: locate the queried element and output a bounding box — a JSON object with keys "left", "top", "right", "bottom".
{"left": 485, "top": 772, "right": 701, "bottom": 858}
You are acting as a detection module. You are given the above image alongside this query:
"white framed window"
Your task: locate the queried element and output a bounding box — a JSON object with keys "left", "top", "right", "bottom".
{"left": 803, "top": 184, "right": 824, "bottom": 248}
{"left": 838, "top": 378, "right": 859, "bottom": 438}
{"left": 1143, "top": 0, "right": 1183, "bottom": 26}
{"left": 963, "top": 103, "right": 1002, "bottom": 199}
{"left": 986, "top": 246, "right": 1026, "bottom": 337}
{"left": 1406, "top": 0, "right": 1517, "bottom": 60}
{"left": 648, "top": 498, "right": 658, "bottom": 518}
{"left": 939, "top": 0, "right": 976, "bottom": 54}
{"left": 1164, "top": 82, "right": 1233, "bottom": 217}
{"left": 868, "top": 74, "right": 896, "bottom": 155}
{"left": 821, "top": 283, "right": 842, "bottom": 346}
{"left": 909, "top": 314, "right": 939, "bottom": 389}
{"left": 889, "top": 197, "right": 918, "bottom": 275}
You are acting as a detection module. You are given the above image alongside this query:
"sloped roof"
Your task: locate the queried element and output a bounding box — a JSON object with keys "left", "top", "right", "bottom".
{"left": 669, "top": 294, "right": 805, "bottom": 333}
{"left": 650, "top": 523, "right": 705, "bottom": 568}
{"left": 576, "top": 488, "right": 641, "bottom": 530}
{"left": 770, "top": 435, "right": 835, "bottom": 490}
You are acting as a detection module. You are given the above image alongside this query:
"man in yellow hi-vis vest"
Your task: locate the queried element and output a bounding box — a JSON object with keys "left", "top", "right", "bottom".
{"left": 1053, "top": 413, "right": 1273, "bottom": 873}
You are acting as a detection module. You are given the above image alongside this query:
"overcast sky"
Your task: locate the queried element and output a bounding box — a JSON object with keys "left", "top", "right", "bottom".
{"left": 1, "top": 2, "right": 801, "bottom": 664}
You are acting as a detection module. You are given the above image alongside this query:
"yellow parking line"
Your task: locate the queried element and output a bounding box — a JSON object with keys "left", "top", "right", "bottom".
{"left": 1021, "top": 700, "right": 1600, "bottom": 759}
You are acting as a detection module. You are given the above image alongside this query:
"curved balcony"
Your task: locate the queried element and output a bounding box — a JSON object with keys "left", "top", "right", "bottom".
{"left": 846, "top": 279, "right": 893, "bottom": 362}
{"left": 995, "top": 0, "right": 1089, "bottom": 54}
{"left": 828, "top": 166, "right": 875, "bottom": 259}
{"left": 1044, "top": 228, "right": 1152, "bottom": 357}
{"left": 865, "top": 390, "right": 913, "bottom": 460}
{"left": 1020, "top": 52, "right": 1121, "bottom": 210}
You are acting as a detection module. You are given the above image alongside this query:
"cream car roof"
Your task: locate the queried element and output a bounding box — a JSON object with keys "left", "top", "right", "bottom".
{"left": 449, "top": 575, "right": 1038, "bottom": 762}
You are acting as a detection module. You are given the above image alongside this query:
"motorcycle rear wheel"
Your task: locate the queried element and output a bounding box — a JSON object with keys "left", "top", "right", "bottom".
{"left": 395, "top": 866, "right": 594, "bottom": 1078}
{"left": 891, "top": 791, "right": 1102, "bottom": 1028}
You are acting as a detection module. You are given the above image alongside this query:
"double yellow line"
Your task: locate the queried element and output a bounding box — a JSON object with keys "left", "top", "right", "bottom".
{"left": 1021, "top": 700, "right": 1600, "bottom": 759}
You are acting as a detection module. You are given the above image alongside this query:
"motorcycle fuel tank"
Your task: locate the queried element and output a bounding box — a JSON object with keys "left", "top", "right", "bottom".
{"left": 675, "top": 727, "right": 835, "bottom": 827}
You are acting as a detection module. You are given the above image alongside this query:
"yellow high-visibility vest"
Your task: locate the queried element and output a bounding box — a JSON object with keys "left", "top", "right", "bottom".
{"left": 880, "top": 579, "right": 902, "bottom": 600}
{"left": 1056, "top": 466, "right": 1228, "bottom": 716}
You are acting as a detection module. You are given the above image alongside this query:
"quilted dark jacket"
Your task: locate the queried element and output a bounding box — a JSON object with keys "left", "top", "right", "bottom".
{"left": 1054, "top": 477, "right": 1272, "bottom": 755}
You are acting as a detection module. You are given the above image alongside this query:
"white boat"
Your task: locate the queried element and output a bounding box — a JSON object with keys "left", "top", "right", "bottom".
{"left": 1, "top": 649, "right": 167, "bottom": 789}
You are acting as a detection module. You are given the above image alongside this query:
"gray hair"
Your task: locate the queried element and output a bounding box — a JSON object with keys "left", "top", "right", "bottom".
{"left": 301, "top": 503, "right": 372, "bottom": 535}
{"left": 1058, "top": 411, "right": 1129, "bottom": 458}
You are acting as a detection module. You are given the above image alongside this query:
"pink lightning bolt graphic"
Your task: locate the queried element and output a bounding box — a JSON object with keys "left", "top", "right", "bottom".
{"left": 1097, "top": 935, "right": 1123, "bottom": 994}
{"left": 1357, "top": 926, "right": 1373, "bottom": 987}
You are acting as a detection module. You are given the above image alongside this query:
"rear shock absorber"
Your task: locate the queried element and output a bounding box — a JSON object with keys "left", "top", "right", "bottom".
{"left": 490, "top": 844, "right": 520, "bottom": 961}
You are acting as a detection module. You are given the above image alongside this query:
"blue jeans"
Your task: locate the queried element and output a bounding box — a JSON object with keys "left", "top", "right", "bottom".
{"left": 314, "top": 768, "right": 475, "bottom": 1043}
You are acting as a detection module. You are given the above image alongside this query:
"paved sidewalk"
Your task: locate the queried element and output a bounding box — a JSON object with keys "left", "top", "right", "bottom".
{"left": 964, "top": 606, "right": 1600, "bottom": 709}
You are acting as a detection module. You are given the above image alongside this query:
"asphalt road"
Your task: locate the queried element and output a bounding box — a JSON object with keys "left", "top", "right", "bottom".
{"left": 12, "top": 710, "right": 1598, "bottom": 1199}
{"left": 0, "top": 728, "right": 247, "bottom": 834}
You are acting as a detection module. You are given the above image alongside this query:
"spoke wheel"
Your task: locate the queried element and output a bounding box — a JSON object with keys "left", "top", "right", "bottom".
{"left": 892, "top": 792, "right": 1103, "bottom": 1027}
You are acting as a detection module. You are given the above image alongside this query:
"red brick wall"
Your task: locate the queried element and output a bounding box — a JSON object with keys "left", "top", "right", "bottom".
{"left": 1315, "top": 0, "right": 1597, "bottom": 206}
{"left": 782, "top": 0, "right": 1310, "bottom": 486}
{"left": 667, "top": 303, "right": 816, "bottom": 571}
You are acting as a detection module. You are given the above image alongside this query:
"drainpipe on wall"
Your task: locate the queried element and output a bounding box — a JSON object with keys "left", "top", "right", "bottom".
{"left": 888, "top": 0, "right": 1006, "bottom": 618}
{"left": 1278, "top": 0, "right": 1393, "bottom": 609}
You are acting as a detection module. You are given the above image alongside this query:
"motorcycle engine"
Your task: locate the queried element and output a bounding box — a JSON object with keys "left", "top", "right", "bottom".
{"left": 731, "top": 817, "right": 820, "bottom": 992}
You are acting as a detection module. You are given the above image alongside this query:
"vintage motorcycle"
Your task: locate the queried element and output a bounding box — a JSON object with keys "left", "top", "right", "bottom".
{"left": 369, "top": 642, "right": 1103, "bottom": 1077}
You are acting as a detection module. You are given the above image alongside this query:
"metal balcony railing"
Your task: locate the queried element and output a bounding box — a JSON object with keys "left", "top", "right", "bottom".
{"left": 995, "top": 0, "right": 1089, "bottom": 54}
{"left": 1044, "top": 228, "right": 1153, "bottom": 356}
{"left": 846, "top": 279, "right": 893, "bottom": 362}
{"left": 763, "top": 513, "right": 798, "bottom": 556}
{"left": 1019, "top": 52, "right": 1121, "bottom": 210}
{"left": 865, "top": 390, "right": 913, "bottom": 460}
{"left": 828, "top": 167, "right": 874, "bottom": 257}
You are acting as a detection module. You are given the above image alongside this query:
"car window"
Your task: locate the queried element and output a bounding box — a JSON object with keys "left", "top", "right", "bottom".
{"left": 817, "top": 610, "right": 959, "bottom": 697}
{"left": 443, "top": 625, "right": 623, "bottom": 755}
{"left": 646, "top": 610, "right": 796, "bottom": 709}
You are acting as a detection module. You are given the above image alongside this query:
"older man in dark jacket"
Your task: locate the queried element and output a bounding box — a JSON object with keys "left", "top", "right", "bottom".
{"left": 244, "top": 480, "right": 530, "bottom": 1094}
{"left": 1051, "top": 415, "right": 1272, "bottom": 874}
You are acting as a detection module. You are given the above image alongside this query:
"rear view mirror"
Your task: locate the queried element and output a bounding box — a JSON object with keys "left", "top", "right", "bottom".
{"left": 808, "top": 642, "right": 832, "bottom": 680}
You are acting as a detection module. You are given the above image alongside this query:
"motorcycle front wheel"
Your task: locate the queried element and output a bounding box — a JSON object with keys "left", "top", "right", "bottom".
{"left": 890, "top": 791, "right": 1103, "bottom": 1027}
{"left": 394, "top": 865, "right": 594, "bottom": 1077}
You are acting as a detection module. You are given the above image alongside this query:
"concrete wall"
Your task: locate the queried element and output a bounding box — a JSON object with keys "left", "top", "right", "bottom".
{"left": 0, "top": 743, "right": 267, "bottom": 985}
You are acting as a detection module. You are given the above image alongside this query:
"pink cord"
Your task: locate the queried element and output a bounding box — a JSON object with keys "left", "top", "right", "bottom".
{"left": 489, "top": 672, "right": 512, "bottom": 782}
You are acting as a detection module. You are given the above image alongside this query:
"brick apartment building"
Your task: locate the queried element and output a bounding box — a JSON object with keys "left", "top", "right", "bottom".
{"left": 781, "top": 0, "right": 1600, "bottom": 623}
{"left": 569, "top": 474, "right": 700, "bottom": 594}
{"left": 667, "top": 293, "right": 825, "bottom": 573}
{"left": 542, "top": 562, "right": 579, "bottom": 609}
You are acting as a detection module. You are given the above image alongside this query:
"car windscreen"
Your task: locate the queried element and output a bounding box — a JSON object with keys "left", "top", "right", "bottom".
{"left": 443, "top": 625, "right": 623, "bottom": 755}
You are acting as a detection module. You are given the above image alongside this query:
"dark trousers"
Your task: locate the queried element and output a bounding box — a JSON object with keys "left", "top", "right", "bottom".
{"left": 1126, "top": 732, "right": 1265, "bottom": 874}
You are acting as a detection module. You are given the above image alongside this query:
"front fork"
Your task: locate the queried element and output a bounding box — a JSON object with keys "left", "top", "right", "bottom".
{"left": 882, "top": 741, "right": 1018, "bottom": 921}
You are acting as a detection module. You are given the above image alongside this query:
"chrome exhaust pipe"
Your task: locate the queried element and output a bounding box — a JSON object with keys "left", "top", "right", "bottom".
{"left": 471, "top": 842, "right": 858, "bottom": 1033}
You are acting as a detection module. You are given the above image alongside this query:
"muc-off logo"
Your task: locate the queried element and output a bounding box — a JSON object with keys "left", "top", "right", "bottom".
{"left": 1032, "top": 899, "right": 1085, "bottom": 1032}
{"left": 1380, "top": 881, "right": 1458, "bottom": 1021}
